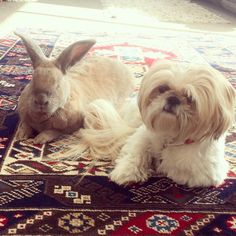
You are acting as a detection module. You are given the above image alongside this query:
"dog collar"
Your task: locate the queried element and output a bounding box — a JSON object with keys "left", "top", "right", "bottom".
{"left": 184, "top": 138, "right": 195, "bottom": 144}
{"left": 163, "top": 138, "right": 195, "bottom": 149}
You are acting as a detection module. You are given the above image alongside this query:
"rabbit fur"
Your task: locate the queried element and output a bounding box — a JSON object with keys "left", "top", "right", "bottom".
{"left": 15, "top": 32, "right": 134, "bottom": 144}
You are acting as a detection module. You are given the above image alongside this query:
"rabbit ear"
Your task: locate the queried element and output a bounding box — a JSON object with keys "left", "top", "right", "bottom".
{"left": 55, "top": 39, "right": 96, "bottom": 74}
{"left": 15, "top": 32, "right": 46, "bottom": 68}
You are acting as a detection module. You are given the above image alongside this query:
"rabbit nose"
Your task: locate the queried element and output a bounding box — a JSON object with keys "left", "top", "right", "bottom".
{"left": 34, "top": 99, "right": 48, "bottom": 106}
{"left": 34, "top": 94, "right": 48, "bottom": 106}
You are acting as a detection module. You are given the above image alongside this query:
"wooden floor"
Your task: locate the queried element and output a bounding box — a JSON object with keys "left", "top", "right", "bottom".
{"left": 0, "top": 0, "right": 236, "bottom": 37}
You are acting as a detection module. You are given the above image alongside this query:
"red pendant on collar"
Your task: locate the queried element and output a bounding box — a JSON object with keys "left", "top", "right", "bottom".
{"left": 185, "top": 139, "right": 194, "bottom": 144}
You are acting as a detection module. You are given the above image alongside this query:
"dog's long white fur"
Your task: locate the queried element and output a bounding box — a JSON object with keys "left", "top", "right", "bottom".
{"left": 109, "top": 60, "right": 236, "bottom": 187}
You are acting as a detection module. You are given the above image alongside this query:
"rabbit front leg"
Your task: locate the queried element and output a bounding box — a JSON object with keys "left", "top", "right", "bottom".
{"left": 33, "top": 130, "right": 62, "bottom": 144}
{"left": 110, "top": 125, "right": 152, "bottom": 185}
{"left": 16, "top": 122, "right": 34, "bottom": 141}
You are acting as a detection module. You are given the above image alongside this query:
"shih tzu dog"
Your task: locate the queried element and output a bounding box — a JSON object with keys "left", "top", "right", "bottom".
{"left": 109, "top": 60, "right": 236, "bottom": 187}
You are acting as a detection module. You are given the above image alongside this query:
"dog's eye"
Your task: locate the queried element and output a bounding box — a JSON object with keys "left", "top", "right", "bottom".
{"left": 158, "top": 85, "right": 169, "bottom": 94}
{"left": 183, "top": 90, "right": 194, "bottom": 104}
{"left": 186, "top": 96, "right": 193, "bottom": 104}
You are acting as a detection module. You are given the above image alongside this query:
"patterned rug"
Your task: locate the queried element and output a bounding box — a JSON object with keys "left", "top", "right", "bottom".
{"left": 0, "top": 29, "right": 236, "bottom": 235}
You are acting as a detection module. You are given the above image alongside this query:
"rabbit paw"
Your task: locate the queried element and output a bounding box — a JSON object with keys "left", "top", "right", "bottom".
{"left": 33, "top": 130, "right": 61, "bottom": 144}
{"left": 16, "top": 123, "right": 33, "bottom": 141}
{"left": 33, "top": 133, "right": 52, "bottom": 144}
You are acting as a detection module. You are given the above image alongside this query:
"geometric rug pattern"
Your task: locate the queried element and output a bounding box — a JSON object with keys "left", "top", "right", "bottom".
{"left": 0, "top": 29, "right": 235, "bottom": 235}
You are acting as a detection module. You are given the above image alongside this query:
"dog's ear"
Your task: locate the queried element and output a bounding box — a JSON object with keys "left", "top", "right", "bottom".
{"left": 179, "top": 65, "right": 235, "bottom": 141}
{"left": 212, "top": 81, "right": 235, "bottom": 139}
{"left": 193, "top": 68, "right": 236, "bottom": 140}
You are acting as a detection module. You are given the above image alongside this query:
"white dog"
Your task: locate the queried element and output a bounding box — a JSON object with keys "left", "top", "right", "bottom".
{"left": 110, "top": 60, "right": 235, "bottom": 187}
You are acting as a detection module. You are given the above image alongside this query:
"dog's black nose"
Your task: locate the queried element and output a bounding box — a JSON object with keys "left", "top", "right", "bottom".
{"left": 167, "top": 96, "right": 180, "bottom": 106}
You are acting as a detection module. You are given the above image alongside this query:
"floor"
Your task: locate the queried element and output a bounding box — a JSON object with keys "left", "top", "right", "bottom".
{"left": 0, "top": 0, "right": 236, "bottom": 37}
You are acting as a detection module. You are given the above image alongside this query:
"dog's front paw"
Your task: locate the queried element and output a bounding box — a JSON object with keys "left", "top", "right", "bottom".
{"left": 110, "top": 163, "right": 149, "bottom": 186}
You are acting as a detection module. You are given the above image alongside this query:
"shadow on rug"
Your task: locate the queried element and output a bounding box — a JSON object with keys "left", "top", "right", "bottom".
{"left": 0, "top": 29, "right": 235, "bottom": 235}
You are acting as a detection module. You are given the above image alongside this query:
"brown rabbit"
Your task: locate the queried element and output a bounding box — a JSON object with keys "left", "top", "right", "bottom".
{"left": 15, "top": 32, "right": 134, "bottom": 144}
